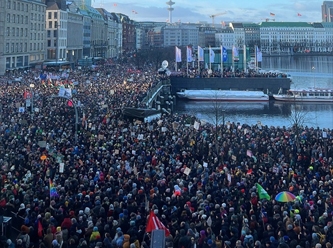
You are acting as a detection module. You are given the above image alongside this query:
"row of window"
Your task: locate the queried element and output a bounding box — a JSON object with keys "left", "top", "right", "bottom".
{"left": 6, "top": 0, "right": 28, "bottom": 11}
{"left": 6, "top": 13, "right": 27, "bottom": 24}
{"left": 5, "top": 42, "right": 44, "bottom": 53}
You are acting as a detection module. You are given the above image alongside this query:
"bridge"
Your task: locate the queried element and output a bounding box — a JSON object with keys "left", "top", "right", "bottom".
{"left": 142, "top": 79, "right": 172, "bottom": 108}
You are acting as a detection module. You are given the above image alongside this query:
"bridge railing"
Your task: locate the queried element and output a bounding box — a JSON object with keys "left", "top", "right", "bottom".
{"left": 142, "top": 80, "right": 170, "bottom": 107}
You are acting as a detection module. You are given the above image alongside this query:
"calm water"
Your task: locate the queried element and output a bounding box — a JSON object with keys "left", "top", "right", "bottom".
{"left": 174, "top": 55, "right": 333, "bottom": 129}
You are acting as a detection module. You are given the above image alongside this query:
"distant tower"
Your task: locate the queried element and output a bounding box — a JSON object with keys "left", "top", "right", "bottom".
{"left": 166, "top": 0, "right": 175, "bottom": 23}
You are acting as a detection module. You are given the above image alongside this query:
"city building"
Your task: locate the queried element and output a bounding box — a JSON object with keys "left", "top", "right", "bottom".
{"left": 322, "top": 1, "right": 333, "bottom": 22}
{"left": 198, "top": 26, "right": 217, "bottom": 47}
{"left": 259, "top": 22, "right": 331, "bottom": 54}
{"left": 229, "top": 23, "right": 245, "bottom": 48}
{"left": 0, "top": 0, "right": 46, "bottom": 74}
{"left": 163, "top": 23, "right": 198, "bottom": 47}
{"left": 46, "top": 0, "right": 68, "bottom": 63}
{"left": 243, "top": 23, "right": 260, "bottom": 52}
{"left": 215, "top": 27, "right": 234, "bottom": 49}
{"left": 119, "top": 14, "right": 136, "bottom": 53}
{"left": 66, "top": 7, "right": 84, "bottom": 63}
{"left": 96, "top": 8, "right": 120, "bottom": 58}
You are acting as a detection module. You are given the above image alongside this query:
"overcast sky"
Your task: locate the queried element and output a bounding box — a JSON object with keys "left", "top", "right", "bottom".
{"left": 92, "top": 0, "right": 323, "bottom": 23}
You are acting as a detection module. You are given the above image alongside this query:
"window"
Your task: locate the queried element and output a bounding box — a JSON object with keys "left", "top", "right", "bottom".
{"left": 13, "top": 1, "right": 15, "bottom": 9}
{"left": 7, "top": 0, "right": 10, "bottom": 9}
{"left": 5, "top": 43, "right": 9, "bottom": 53}
{"left": 54, "top": 12, "right": 57, "bottom": 19}
{"left": 48, "top": 21, "right": 52, "bottom": 28}
{"left": 12, "top": 27, "right": 15, "bottom": 36}
{"left": 47, "top": 40, "right": 51, "bottom": 47}
{"left": 25, "top": 16, "right": 28, "bottom": 24}
{"left": 6, "top": 13, "right": 10, "bottom": 22}
{"left": 6, "top": 27, "right": 10, "bottom": 36}
{"left": 47, "top": 30, "right": 51, "bottom": 38}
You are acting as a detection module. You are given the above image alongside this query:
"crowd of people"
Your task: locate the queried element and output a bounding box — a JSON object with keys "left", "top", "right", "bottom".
{"left": 172, "top": 67, "right": 289, "bottom": 79}
{"left": 0, "top": 60, "right": 333, "bottom": 248}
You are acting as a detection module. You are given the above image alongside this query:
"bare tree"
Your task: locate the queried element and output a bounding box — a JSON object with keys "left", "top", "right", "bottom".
{"left": 289, "top": 102, "right": 308, "bottom": 150}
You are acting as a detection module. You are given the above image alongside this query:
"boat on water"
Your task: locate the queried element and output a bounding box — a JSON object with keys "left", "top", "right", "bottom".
{"left": 273, "top": 88, "right": 333, "bottom": 102}
{"left": 176, "top": 89, "right": 269, "bottom": 101}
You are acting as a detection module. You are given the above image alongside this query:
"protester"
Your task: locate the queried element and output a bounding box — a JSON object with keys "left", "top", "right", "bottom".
{"left": 0, "top": 59, "right": 332, "bottom": 248}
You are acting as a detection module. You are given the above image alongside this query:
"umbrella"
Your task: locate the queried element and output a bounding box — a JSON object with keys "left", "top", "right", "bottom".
{"left": 275, "top": 191, "right": 296, "bottom": 202}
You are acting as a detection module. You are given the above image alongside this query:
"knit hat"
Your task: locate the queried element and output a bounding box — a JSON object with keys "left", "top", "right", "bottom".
{"left": 93, "top": 226, "right": 98, "bottom": 232}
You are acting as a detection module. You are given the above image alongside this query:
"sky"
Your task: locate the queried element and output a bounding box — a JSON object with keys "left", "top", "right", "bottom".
{"left": 92, "top": 0, "right": 323, "bottom": 24}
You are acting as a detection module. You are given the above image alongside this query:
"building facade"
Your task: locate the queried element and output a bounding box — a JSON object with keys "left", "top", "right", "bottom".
{"left": 0, "top": 0, "right": 46, "bottom": 74}
{"left": 322, "top": 1, "right": 333, "bottom": 22}
{"left": 46, "top": 2, "right": 67, "bottom": 63}
{"left": 163, "top": 23, "right": 198, "bottom": 47}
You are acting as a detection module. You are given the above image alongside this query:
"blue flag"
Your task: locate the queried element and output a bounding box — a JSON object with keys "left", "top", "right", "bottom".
{"left": 222, "top": 46, "right": 228, "bottom": 62}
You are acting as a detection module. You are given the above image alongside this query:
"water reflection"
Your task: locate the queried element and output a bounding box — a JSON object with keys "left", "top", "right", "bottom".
{"left": 174, "top": 100, "right": 333, "bottom": 128}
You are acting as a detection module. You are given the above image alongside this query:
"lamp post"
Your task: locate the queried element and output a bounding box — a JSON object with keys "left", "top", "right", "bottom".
{"left": 312, "top": 66, "right": 315, "bottom": 87}
{"left": 29, "top": 83, "right": 35, "bottom": 120}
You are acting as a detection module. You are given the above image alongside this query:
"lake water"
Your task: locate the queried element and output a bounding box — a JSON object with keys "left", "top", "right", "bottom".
{"left": 174, "top": 55, "right": 333, "bottom": 129}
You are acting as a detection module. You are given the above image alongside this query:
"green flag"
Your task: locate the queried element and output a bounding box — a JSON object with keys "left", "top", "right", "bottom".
{"left": 256, "top": 183, "right": 270, "bottom": 200}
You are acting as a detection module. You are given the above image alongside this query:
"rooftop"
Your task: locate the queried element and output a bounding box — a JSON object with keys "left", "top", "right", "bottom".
{"left": 259, "top": 22, "right": 313, "bottom": 28}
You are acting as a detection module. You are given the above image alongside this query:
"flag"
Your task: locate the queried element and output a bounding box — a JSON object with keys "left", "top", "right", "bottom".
{"left": 270, "top": 12, "right": 275, "bottom": 16}
{"left": 198, "top": 46, "right": 204, "bottom": 62}
{"left": 49, "top": 179, "right": 59, "bottom": 198}
{"left": 38, "top": 219, "right": 43, "bottom": 237}
{"left": 246, "top": 149, "right": 253, "bottom": 157}
{"left": 186, "top": 46, "right": 193, "bottom": 62}
{"left": 209, "top": 47, "right": 215, "bottom": 63}
{"left": 256, "top": 47, "right": 262, "bottom": 62}
{"left": 23, "top": 91, "right": 31, "bottom": 99}
{"left": 297, "top": 13, "right": 302, "bottom": 16}
{"left": 221, "top": 46, "right": 228, "bottom": 62}
{"left": 146, "top": 211, "right": 170, "bottom": 236}
{"left": 232, "top": 46, "right": 239, "bottom": 62}
{"left": 175, "top": 46, "right": 182, "bottom": 62}
{"left": 256, "top": 183, "right": 270, "bottom": 200}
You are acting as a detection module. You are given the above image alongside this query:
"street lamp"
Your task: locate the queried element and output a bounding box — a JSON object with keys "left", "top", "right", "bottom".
{"left": 29, "top": 83, "right": 35, "bottom": 120}
{"left": 312, "top": 66, "right": 315, "bottom": 87}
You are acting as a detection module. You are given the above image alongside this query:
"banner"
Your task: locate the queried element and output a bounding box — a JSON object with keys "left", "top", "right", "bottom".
{"left": 221, "top": 46, "right": 228, "bottom": 62}
{"left": 186, "top": 46, "right": 193, "bottom": 62}
{"left": 146, "top": 211, "right": 170, "bottom": 236}
{"left": 175, "top": 46, "right": 182, "bottom": 62}
{"left": 198, "top": 46, "right": 204, "bottom": 62}
{"left": 209, "top": 47, "right": 215, "bottom": 63}
{"left": 256, "top": 47, "right": 262, "bottom": 62}
{"left": 232, "top": 46, "right": 239, "bottom": 62}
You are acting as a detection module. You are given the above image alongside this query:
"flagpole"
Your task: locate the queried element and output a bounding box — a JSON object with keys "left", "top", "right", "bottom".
{"left": 175, "top": 46, "right": 178, "bottom": 72}
{"left": 198, "top": 46, "right": 200, "bottom": 76}
{"left": 243, "top": 44, "right": 246, "bottom": 73}
{"left": 186, "top": 47, "right": 189, "bottom": 77}
{"left": 232, "top": 45, "right": 235, "bottom": 76}
{"left": 255, "top": 45, "right": 258, "bottom": 72}
{"left": 209, "top": 46, "right": 212, "bottom": 71}
{"left": 220, "top": 45, "right": 223, "bottom": 78}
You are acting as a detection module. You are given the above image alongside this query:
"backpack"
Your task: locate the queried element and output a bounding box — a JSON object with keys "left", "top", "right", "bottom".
{"left": 317, "top": 232, "right": 326, "bottom": 245}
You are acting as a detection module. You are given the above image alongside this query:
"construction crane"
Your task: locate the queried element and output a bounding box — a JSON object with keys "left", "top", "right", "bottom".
{"left": 209, "top": 12, "right": 227, "bottom": 25}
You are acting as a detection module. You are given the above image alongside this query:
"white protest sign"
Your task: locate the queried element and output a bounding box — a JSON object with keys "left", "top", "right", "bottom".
{"left": 183, "top": 167, "right": 191, "bottom": 175}
{"left": 194, "top": 121, "right": 200, "bottom": 130}
{"left": 59, "top": 163, "right": 64, "bottom": 173}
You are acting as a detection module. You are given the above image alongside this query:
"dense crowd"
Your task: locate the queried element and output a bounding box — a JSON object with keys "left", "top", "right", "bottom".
{"left": 0, "top": 60, "right": 333, "bottom": 248}
{"left": 172, "top": 66, "right": 289, "bottom": 79}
